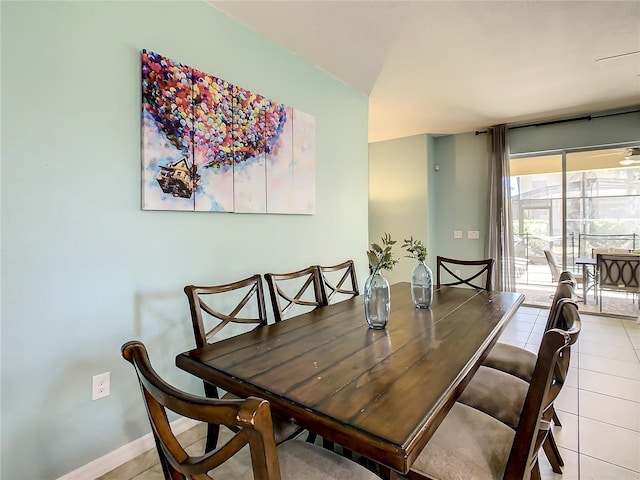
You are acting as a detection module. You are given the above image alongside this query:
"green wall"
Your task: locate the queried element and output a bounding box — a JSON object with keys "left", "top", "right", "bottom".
{"left": 371, "top": 110, "right": 640, "bottom": 281}
{"left": 429, "top": 132, "right": 490, "bottom": 261}
{"left": 509, "top": 109, "right": 640, "bottom": 154}
{"left": 0, "top": 2, "right": 369, "bottom": 477}
{"left": 369, "top": 135, "right": 430, "bottom": 283}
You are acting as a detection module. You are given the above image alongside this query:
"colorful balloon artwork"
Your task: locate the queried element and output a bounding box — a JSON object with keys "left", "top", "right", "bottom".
{"left": 142, "top": 50, "right": 286, "bottom": 193}
{"left": 141, "top": 49, "right": 316, "bottom": 215}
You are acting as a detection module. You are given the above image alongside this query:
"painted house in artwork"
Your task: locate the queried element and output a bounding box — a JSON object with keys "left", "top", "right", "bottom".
{"left": 156, "top": 158, "right": 199, "bottom": 199}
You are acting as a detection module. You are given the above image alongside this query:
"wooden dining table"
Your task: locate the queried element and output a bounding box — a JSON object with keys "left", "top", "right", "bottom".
{"left": 176, "top": 282, "right": 524, "bottom": 475}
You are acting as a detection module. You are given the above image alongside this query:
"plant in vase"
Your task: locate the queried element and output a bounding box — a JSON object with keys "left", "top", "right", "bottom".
{"left": 402, "top": 237, "right": 433, "bottom": 308}
{"left": 365, "top": 233, "right": 398, "bottom": 329}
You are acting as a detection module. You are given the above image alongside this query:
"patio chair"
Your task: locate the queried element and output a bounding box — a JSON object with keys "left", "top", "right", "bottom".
{"left": 544, "top": 250, "right": 593, "bottom": 300}
{"left": 597, "top": 253, "right": 640, "bottom": 312}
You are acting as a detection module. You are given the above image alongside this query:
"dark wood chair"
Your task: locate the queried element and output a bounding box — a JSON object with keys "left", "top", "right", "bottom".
{"left": 597, "top": 253, "right": 640, "bottom": 312}
{"left": 310, "top": 261, "right": 360, "bottom": 457}
{"left": 122, "top": 341, "right": 381, "bottom": 480}
{"left": 265, "top": 266, "right": 327, "bottom": 322}
{"left": 483, "top": 277, "right": 575, "bottom": 438}
{"left": 269, "top": 263, "right": 356, "bottom": 455}
{"left": 318, "top": 260, "right": 359, "bottom": 304}
{"left": 483, "top": 280, "right": 576, "bottom": 381}
{"left": 459, "top": 297, "right": 580, "bottom": 474}
{"left": 394, "top": 302, "right": 581, "bottom": 480}
{"left": 558, "top": 270, "right": 578, "bottom": 289}
{"left": 184, "top": 275, "right": 303, "bottom": 451}
{"left": 436, "top": 256, "right": 494, "bottom": 290}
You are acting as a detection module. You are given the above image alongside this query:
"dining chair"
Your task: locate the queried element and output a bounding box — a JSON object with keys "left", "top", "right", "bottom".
{"left": 265, "top": 266, "right": 328, "bottom": 322}
{"left": 558, "top": 270, "right": 577, "bottom": 289}
{"left": 483, "top": 278, "right": 575, "bottom": 434}
{"left": 458, "top": 298, "right": 580, "bottom": 474}
{"left": 393, "top": 306, "right": 581, "bottom": 480}
{"left": 184, "top": 275, "right": 303, "bottom": 451}
{"left": 121, "top": 341, "right": 381, "bottom": 480}
{"left": 272, "top": 260, "right": 360, "bottom": 458}
{"left": 483, "top": 279, "right": 575, "bottom": 381}
{"left": 436, "top": 256, "right": 494, "bottom": 290}
{"left": 318, "top": 260, "right": 359, "bottom": 304}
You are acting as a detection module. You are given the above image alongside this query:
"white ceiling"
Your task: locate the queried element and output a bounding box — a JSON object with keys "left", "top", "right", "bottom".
{"left": 210, "top": 1, "right": 640, "bottom": 142}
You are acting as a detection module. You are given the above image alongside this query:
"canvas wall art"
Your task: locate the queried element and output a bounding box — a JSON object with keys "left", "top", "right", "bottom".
{"left": 141, "top": 49, "right": 315, "bottom": 214}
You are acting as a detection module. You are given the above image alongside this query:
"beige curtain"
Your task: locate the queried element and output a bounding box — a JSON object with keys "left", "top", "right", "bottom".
{"left": 486, "top": 125, "right": 515, "bottom": 291}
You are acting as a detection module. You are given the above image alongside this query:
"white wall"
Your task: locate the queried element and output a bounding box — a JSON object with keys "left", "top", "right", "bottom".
{"left": 0, "top": 2, "right": 369, "bottom": 477}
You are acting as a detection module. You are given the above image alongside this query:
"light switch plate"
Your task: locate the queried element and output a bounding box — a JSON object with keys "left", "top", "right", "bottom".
{"left": 454, "top": 230, "right": 462, "bottom": 239}
{"left": 468, "top": 231, "right": 480, "bottom": 239}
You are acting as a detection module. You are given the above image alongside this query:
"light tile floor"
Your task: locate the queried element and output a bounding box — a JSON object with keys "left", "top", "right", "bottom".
{"left": 501, "top": 306, "right": 640, "bottom": 480}
{"left": 103, "top": 307, "right": 640, "bottom": 479}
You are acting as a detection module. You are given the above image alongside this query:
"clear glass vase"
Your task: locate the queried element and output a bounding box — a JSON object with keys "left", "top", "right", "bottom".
{"left": 364, "top": 271, "right": 390, "bottom": 329}
{"left": 411, "top": 261, "right": 433, "bottom": 309}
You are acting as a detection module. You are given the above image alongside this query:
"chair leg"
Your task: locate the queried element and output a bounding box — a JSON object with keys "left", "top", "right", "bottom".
{"left": 203, "top": 383, "right": 222, "bottom": 452}
{"left": 153, "top": 433, "right": 182, "bottom": 480}
{"left": 530, "top": 460, "right": 542, "bottom": 480}
{"left": 322, "top": 437, "right": 336, "bottom": 452}
{"left": 552, "top": 407, "right": 562, "bottom": 427}
{"left": 341, "top": 447, "right": 354, "bottom": 460}
{"left": 378, "top": 465, "right": 391, "bottom": 480}
{"left": 204, "top": 424, "right": 221, "bottom": 453}
{"left": 543, "top": 432, "right": 564, "bottom": 473}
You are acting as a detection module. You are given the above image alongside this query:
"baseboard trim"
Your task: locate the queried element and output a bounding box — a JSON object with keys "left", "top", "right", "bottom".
{"left": 56, "top": 417, "right": 200, "bottom": 480}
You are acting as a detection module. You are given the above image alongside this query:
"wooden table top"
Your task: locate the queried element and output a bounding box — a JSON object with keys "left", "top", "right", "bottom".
{"left": 176, "top": 282, "right": 524, "bottom": 473}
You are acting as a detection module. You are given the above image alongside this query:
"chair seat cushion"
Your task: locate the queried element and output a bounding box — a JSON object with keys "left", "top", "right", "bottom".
{"left": 222, "top": 392, "right": 303, "bottom": 443}
{"left": 240, "top": 439, "right": 381, "bottom": 480}
{"left": 409, "top": 402, "right": 514, "bottom": 480}
{"left": 457, "top": 366, "right": 529, "bottom": 429}
{"left": 483, "top": 342, "right": 537, "bottom": 382}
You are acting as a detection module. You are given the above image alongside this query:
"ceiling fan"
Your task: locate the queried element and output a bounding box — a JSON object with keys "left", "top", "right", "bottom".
{"left": 619, "top": 147, "right": 640, "bottom": 166}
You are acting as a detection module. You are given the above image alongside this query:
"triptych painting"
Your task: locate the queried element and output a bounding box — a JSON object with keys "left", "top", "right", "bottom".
{"left": 141, "top": 49, "right": 315, "bottom": 214}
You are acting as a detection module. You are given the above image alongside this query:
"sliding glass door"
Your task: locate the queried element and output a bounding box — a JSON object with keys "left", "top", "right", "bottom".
{"left": 510, "top": 146, "right": 640, "bottom": 317}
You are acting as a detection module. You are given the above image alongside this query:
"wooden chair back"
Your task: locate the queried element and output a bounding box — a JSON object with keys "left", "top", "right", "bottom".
{"left": 543, "top": 281, "right": 576, "bottom": 332}
{"left": 504, "top": 301, "right": 581, "bottom": 479}
{"left": 558, "top": 271, "right": 577, "bottom": 289}
{"left": 436, "top": 256, "right": 494, "bottom": 290}
{"left": 121, "top": 341, "right": 282, "bottom": 480}
{"left": 184, "top": 274, "right": 268, "bottom": 349}
{"left": 264, "top": 266, "right": 327, "bottom": 322}
{"left": 184, "top": 275, "right": 269, "bottom": 451}
{"left": 318, "top": 260, "right": 359, "bottom": 304}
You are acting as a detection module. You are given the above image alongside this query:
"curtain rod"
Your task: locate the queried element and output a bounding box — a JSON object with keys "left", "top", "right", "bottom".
{"left": 474, "top": 109, "right": 640, "bottom": 136}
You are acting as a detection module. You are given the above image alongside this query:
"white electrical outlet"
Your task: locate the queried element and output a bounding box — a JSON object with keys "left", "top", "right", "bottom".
{"left": 453, "top": 230, "right": 462, "bottom": 239}
{"left": 468, "top": 230, "right": 480, "bottom": 239}
{"left": 92, "top": 372, "right": 110, "bottom": 400}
